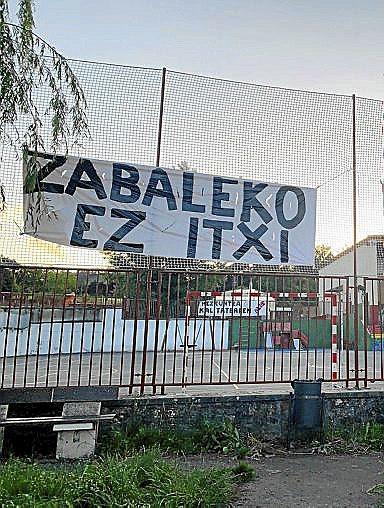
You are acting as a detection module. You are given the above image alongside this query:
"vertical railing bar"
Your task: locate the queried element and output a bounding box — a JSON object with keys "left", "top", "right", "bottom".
{"left": 313, "top": 277, "right": 319, "bottom": 382}
{"left": 363, "top": 279, "right": 368, "bottom": 387}
{"left": 227, "top": 274, "right": 235, "bottom": 383}
{"left": 45, "top": 269, "right": 59, "bottom": 387}
{"left": 198, "top": 275, "right": 207, "bottom": 384}
{"left": 190, "top": 274, "right": 199, "bottom": 385}
{"left": 245, "top": 276, "right": 252, "bottom": 384}
{"left": 236, "top": 275, "right": 244, "bottom": 384}
{"left": 262, "top": 277, "right": 269, "bottom": 383}
{"left": 182, "top": 275, "right": 191, "bottom": 388}
{"left": 119, "top": 270, "right": 131, "bottom": 386}
{"left": 254, "top": 275, "right": 261, "bottom": 383}
{"left": 67, "top": 270, "right": 80, "bottom": 386}
{"left": 33, "top": 268, "right": 48, "bottom": 387}
{"left": 282, "top": 276, "right": 289, "bottom": 382}
{"left": 11, "top": 268, "right": 26, "bottom": 387}
{"left": 56, "top": 269, "right": 69, "bottom": 387}
{"left": 379, "top": 279, "right": 383, "bottom": 381}
{"left": 128, "top": 272, "right": 141, "bottom": 393}
{"left": 98, "top": 271, "right": 110, "bottom": 386}
{"left": 88, "top": 270, "right": 101, "bottom": 386}
{"left": 140, "top": 269, "right": 153, "bottom": 394}
{"left": 23, "top": 269, "right": 37, "bottom": 387}
{"left": 218, "top": 274, "right": 226, "bottom": 384}
{"left": 171, "top": 274, "right": 180, "bottom": 386}
{"left": 345, "top": 277, "right": 350, "bottom": 387}
{"left": 78, "top": 270, "right": 90, "bottom": 386}
{"left": 304, "top": 278, "right": 310, "bottom": 380}
{"left": 161, "top": 273, "right": 172, "bottom": 390}
{"left": 370, "top": 279, "right": 376, "bottom": 381}
{"left": 152, "top": 270, "right": 163, "bottom": 393}
{"left": 209, "top": 278, "right": 217, "bottom": 385}
{"left": 321, "top": 279, "right": 326, "bottom": 380}
{"left": 107, "top": 273, "right": 119, "bottom": 386}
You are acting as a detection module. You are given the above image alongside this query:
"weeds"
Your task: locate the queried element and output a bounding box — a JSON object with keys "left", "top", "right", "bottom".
{"left": 231, "top": 461, "right": 257, "bottom": 482}
{"left": 367, "top": 484, "right": 384, "bottom": 506}
{"left": 0, "top": 451, "right": 239, "bottom": 507}
{"left": 194, "top": 419, "right": 248, "bottom": 456}
{"left": 100, "top": 419, "right": 250, "bottom": 457}
{"left": 0, "top": 420, "right": 258, "bottom": 506}
{"left": 312, "top": 422, "right": 384, "bottom": 455}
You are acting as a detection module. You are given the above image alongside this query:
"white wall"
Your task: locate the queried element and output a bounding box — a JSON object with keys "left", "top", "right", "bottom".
{"left": 320, "top": 245, "right": 377, "bottom": 279}
{"left": 0, "top": 308, "right": 229, "bottom": 357}
{"left": 319, "top": 244, "right": 378, "bottom": 306}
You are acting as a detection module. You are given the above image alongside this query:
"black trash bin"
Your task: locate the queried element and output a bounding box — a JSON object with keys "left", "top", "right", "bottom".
{"left": 291, "top": 379, "right": 322, "bottom": 441}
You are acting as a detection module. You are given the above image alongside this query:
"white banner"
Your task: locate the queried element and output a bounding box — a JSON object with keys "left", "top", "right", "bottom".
{"left": 197, "top": 298, "right": 268, "bottom": 318}
{"left": 23, "top": 152, "right": 316, "bottom": 265}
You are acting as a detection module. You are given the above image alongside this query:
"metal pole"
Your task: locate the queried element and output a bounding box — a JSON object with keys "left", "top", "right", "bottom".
{"left": 156, "top": 67, "right": 167, "bottom": 167}
{"left": 352, "top": 93, "right": 359, "bottom": 388}
{"left": 141, "top": 67, "right": 166, "bottom": 392}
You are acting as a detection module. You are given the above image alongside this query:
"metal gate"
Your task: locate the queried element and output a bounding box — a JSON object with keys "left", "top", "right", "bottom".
{"left": 0, "top": 265, "right": 367, "bottom": 394}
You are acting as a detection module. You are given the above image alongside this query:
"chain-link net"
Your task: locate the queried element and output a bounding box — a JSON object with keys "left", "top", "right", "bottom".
{"left": 0, "top": 60, "right": 382, "bottom": 272}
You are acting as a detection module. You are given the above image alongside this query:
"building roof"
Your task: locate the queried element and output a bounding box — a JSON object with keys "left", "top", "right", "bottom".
{"left": 327, "top": 235, "right": 384, "bottom": 264}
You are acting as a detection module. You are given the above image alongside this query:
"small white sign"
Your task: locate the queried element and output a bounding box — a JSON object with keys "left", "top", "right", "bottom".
{"left": 197, "top": 298, "right": 267, "bottom": 318}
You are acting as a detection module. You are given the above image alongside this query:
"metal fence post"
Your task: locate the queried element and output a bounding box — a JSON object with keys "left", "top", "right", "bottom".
{"left": 352, "top": 93, "right": 360, "bottom": 389}
{"left": 156, "top": 67, "right": 167, "bottom": 167}
{"left": 138, "top": 67, "right": 167, "bottom": 393}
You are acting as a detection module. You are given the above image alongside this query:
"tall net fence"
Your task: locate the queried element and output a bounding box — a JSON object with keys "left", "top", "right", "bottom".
{"left": 0, "top": 60, "right": 382, "bottom": 272}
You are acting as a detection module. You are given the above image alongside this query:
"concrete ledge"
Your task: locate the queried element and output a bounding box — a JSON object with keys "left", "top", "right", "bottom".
{"left": 324, "top": 389, "right": 384, "bottom": 399}
{"left": 0, "top": 388, "right": 52, "bottom": 404}
{"left": 53, "top": 387, "right": 119, "bottom": 402}
{"left": 0, "top": 387, "right": 119, "bottom": 404}
{"left": 113, "top": 392, "right": 291, "bottom": 406}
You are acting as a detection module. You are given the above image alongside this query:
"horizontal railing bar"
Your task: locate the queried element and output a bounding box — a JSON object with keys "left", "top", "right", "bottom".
{"left": 0, "top": 414, "right": 115, "bottom": 426}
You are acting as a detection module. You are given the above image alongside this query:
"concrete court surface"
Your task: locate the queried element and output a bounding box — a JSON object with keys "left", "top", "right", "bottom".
{"left": 0, "top": 349, "right": 382, "bottom": 395}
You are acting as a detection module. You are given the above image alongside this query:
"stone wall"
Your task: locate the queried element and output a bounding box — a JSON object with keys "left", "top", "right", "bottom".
{"left": 102, "top": 390, "right": 384, "bottom": 440}
{"left": 323, "top": 391, "right": 384, "bottom": 429}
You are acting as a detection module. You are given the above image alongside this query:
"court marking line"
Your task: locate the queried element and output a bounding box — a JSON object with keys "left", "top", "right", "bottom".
{"left": 212, "top": 359, "right": 239, "bottom": 390}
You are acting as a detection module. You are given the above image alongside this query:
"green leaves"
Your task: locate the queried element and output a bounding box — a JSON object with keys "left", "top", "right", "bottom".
{"left": 1, "top": 0, "right": 89, "bottom": 216}
{"left": 1, "top": 0, "right": 89, "bottom": 149}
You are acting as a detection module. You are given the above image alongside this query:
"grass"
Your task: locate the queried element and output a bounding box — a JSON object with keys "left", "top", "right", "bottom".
{"left": 0, "top": 420, "right": 258, "bottom": 507}
{"left": 100, "top": 419, "right": 250, "bottom": 457}
{"left": 231, "top": 461, "right": 256, "bottom": 482}
{"left": 367, "top": 484, "right": 384, "bottom": 506}
{"left": 312, "top": 422, "right": 384, "bottom": 455}
{"left": 0, "top": 451, "right": 240, "bottom": 507}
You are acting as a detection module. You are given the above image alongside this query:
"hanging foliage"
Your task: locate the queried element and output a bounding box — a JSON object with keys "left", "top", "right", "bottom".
{"left": 0, "top": 0, "right": 89, "bottom": 220}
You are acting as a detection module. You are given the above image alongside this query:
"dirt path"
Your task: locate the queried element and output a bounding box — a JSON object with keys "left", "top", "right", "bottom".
{"left": 181, "top": 453, "right": 383, "bottom": 507}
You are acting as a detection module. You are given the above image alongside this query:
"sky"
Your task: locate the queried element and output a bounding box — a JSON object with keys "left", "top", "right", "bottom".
{"left": 10, "top": 0, "right": 384, "bottom": 100}
{"left": 3, "top": 0, "right": 384, "bottom": 267}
